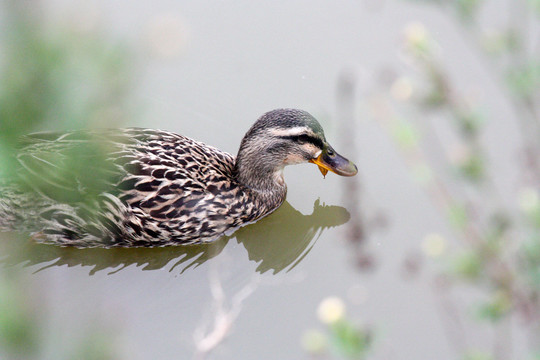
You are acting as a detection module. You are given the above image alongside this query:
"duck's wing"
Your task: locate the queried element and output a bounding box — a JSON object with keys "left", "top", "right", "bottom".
{"left": 109, "top": 129, "right": 242, "bottom": 244}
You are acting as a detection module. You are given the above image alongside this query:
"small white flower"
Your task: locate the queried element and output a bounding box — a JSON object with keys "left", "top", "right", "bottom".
{"left": 404, "top": 22, "right": 428, "bottom": 47}
{"left": 390, "top": 77, "right": 413, "bottom": 101}
{"left": 422, "top": 233, "right": 447, "bottom": 258}
{"left": 317, "top": 296, "right": 345, "bottom": 324}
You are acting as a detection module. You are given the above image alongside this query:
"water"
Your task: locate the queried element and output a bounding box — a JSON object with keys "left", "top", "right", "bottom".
{"left": 0, "top": 0, "right": 529, "bottom": 359}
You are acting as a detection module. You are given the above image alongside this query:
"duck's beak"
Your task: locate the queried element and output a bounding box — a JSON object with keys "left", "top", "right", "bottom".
{"left": 309, "top": 145, "right": 358, "bottom": 178}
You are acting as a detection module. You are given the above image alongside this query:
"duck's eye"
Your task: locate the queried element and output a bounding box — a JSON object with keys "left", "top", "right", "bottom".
{"left": 297, "top": 134, "right": 311, "bottom": 144}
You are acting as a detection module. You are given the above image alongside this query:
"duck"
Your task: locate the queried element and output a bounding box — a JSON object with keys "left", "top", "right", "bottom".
{"left": 0, "top": 109, "right": 357, "bottom": 247}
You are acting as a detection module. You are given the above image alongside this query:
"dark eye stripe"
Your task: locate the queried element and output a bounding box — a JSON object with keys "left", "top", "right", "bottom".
{"left": 279, "top": 135, "right": 324, "bottom": 149}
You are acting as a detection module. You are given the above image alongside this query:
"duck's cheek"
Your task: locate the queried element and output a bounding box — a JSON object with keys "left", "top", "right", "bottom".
{"left": 284, "top": 153, "right": 307, "bottom": 165}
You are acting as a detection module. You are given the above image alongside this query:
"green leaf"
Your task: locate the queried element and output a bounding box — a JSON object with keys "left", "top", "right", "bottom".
{"left": 456, "top": 110, "right": 484, "bottom": 139}
{"left": 447, "top": 203, "right": 469, "bottom": 230}
{"left": 519, "top": 234, "right": 540, "bottom": 289}
{"left": 463, "top": 349, "right": 494, "bottom": 360}
{"left": 482, "top": 29, "right": 520, "bottom": 56}
{"left": 529, "top": 0, "right": 540, "bottom": 16}
{"left": 452, "top": 250, "right": 483, "bottom": 280}
{"left": 391, "top": 120, "right": 420, "bottom": 149}
{"left": 329, "top": 320, "right": 372, "bottom": 360}
{"left": 507, "top": 62, "right": 540, "bottom": 98}
{"left": 457, "top": 152, "right": 484, "bottom": 182}
{"left": 456, "top": 0, "right": 483, "bottom": 21}
{"left": 476, "top": 292, "right": 511, "bottom": 322}
{"left": 0, "top": 278, "right": 38, "bottom": 355}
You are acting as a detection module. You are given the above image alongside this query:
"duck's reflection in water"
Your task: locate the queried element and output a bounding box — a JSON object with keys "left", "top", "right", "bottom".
{"left": 0, "top": 200, "right": 349, "bottom": 275}
{"left": 236, "top": 200, "right": 349, "bottom": 273}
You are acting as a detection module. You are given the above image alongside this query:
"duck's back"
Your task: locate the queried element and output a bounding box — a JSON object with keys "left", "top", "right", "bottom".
{"left": 0, "top": 128, "right": 251, "bottom": 247}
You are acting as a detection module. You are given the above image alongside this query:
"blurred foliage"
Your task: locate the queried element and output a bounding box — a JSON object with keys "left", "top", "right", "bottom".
{"left": 327, "top": 319, "right": 372, "bottom": 359}
{"left": 0, "top": 0, "right": 132, "bottom": 182}
{"left": 391, "top": 118, "right": 420, "bottom": 149}
{"left": 531, "top": 0, "right": 540, "bottom": 15}
{"left": 0, "top": 271, "right": 38, "bottom": 358}
{"left": 452, "top": 249, "right": 483, "bottom": 280}
{"left": 0, "top": 1, "right": 133, "bottom": 358}
{"left": 482, "top": 29, "right": 520, "bottom": 56}
{"left": 407, "top": 0, "right": 483, "bottom": 20}
{"left": 455, "top": 0, "right": 483, "bottom": 20}
{"left": 507, "top": 62, "right": 540, "bottom": 98}
{"left": 463, "top": 351, "right": 494, "bottom": 360}
{"left": 476, "top": 290, "right": 511, "bottom": 322}
{"left": 447, "top": 202, "right": 469, "bottom": 230}
{"left": 0, "top": 4, "right": 131, "bottom": 138}
{"left": 375, "top": 0, "right": 540, "bottom": 359}
{"left": 302, "top": 297, "right": 372, "bottom": 360}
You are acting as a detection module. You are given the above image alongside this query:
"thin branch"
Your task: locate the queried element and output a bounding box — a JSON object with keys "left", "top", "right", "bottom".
{"left": 193, "top": 269, "right": 259, "bottom": 360}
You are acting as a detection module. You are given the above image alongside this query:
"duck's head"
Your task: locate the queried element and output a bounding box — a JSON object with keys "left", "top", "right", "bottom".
{"left": 235, "top": 109, "right": 357, "bottom": 191}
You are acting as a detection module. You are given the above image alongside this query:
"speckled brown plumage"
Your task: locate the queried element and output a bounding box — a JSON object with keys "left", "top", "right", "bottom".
{"left": 0, "top": 109, "right": 357, "bottom": 247}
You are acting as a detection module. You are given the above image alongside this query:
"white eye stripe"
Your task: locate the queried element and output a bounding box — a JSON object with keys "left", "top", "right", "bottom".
{"left": 269, "top": 127, "right": 313, "bottom": 137}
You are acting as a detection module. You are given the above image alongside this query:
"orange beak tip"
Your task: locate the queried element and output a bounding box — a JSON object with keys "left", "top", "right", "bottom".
{"left": 318, "top": 166, "right": 328, "bottom": 178}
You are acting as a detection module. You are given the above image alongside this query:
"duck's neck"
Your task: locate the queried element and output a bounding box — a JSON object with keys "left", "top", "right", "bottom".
{"left": 233, "top": 151, "right": 287, "bottom": 208}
